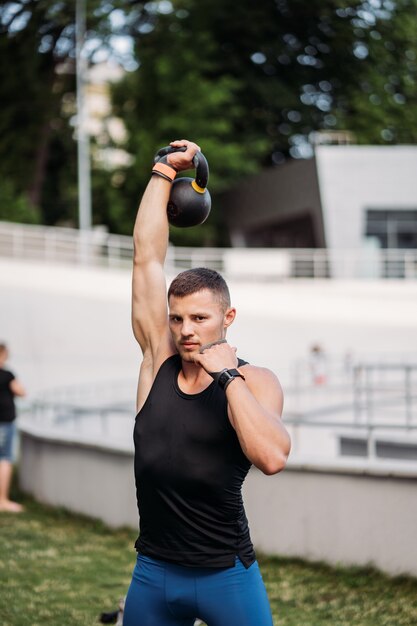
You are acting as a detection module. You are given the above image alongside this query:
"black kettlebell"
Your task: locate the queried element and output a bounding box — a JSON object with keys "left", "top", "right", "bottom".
{"left": 154, "top": 146, "right": 211, "bottom": 227}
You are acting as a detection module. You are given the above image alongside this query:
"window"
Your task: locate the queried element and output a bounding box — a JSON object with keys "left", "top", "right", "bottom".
{"left": 365, "top": 209, "right": 417, "bottom": 249}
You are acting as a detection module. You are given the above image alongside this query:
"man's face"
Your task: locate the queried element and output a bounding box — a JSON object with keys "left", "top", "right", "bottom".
{"left": 168, "top": 289, "right": 235, "bottom": 362}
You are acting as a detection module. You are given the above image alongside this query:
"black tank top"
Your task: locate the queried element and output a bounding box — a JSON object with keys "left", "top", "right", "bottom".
{"left": 133, "top": 354, "right": 256, "bottom": 568}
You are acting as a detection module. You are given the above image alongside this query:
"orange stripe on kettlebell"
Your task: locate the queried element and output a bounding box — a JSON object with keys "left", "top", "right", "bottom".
{"left": 191, "top": 180, "right": 206, "bottom": 194}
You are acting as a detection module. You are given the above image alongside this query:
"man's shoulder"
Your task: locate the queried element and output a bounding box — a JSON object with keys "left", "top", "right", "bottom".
{"left": 239, "top": 362, "right": 275, "bottom": 375}
{"left": 237, "top": 363, "right": 284, "bottom": 416}
{"left": 239, "top": 362, "right": 278, "bottom": 381}
{"left": 239, "top": 363, "right": 281, "bottom": 386}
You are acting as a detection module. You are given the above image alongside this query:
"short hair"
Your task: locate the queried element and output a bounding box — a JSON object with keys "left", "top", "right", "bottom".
{"left": 168, "top": 268, "right": 231, "bottom": 311}
{"left": 0, "top": 343, "right": 7, "bottom": 354}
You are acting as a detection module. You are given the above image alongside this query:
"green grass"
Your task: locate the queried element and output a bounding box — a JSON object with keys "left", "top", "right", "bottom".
{"left": 0, "top": 488, "right": 416, "bottom": 626}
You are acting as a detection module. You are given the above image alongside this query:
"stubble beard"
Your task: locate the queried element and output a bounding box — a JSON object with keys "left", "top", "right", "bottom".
{"left": 181, "top": 352, "right": 196, "bottom": 363}
{"left": 176, "top": 342, "right": 199, "bottom": 363}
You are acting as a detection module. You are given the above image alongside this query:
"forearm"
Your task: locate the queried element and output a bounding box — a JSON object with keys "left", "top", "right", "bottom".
{"left": 133, "top": 175, "right": 171, "bottom": 265}
{"left": 133, "top": 140, "right": 200, "bottom": 264}
{"left": 10, "top": 379, "right": 26, "bottom": 397}
{"left": 226, "top": 379, "right": 290, "bottom": 474}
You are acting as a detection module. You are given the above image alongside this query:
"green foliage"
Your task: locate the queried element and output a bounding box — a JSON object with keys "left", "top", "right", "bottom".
{"left": 0, "top": 0, "right": 143, "bottom": 228}
{"left": 0, "top": 181, "right": 41, "bottom": 224}
{"left": 110, "top": 10, "right": 269, "bottom": 243}
{"left": 0, "top": 1, "right": 78, "bottom": 224}
{"left": 1, "top": 493, "right": 417, "bottom": 625}
{"left": 333, "top": 1, "right": 417, "bottom": 144}
{"left": 117, "top": 0, "right": 417, "bottom": 163}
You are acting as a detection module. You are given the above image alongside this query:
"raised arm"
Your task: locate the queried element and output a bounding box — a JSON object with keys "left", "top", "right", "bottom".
{"left": 131, "top": 140, "right": 201, "bottom": 392}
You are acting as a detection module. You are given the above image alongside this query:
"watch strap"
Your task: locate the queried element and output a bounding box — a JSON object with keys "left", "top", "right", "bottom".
{"left": 209, "top": 368, "right": 245, "bottom": 390}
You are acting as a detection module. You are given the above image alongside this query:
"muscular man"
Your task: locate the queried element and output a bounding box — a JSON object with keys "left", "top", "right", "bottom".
{"left": 124, "top": 140, "right": 291, "bottom": 626}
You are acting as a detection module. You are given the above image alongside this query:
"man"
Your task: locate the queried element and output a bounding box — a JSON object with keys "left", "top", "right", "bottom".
{"left": 124, "top": 140, "right": 291, "bottom": 626}
{"left": 0, "top": 343, "right": 26, "bottom": 513}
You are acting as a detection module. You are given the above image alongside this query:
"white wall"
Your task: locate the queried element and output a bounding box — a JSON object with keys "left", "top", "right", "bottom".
{"left": 315, "top": 145, "right": 417, "bottom": 251}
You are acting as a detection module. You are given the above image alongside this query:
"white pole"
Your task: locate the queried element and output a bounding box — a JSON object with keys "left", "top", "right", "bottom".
{"left": 76, "top": 0, "right": 92, "bottom": 232}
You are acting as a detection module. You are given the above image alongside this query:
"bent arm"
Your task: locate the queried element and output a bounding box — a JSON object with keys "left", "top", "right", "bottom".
{"left": 193, "top": 342, "right": 290, "bottom": 475}
{"left": 226, "top": 368, "right": 291, "bottom": 475}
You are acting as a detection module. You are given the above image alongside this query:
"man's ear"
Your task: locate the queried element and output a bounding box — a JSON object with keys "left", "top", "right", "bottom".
{"left": 224, "top": 307, "right": 236, "bottom": 329}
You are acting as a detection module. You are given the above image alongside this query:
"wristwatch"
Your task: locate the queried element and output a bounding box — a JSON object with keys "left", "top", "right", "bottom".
{"left": 211, "top": 368, "right": 245, "bottom": 391}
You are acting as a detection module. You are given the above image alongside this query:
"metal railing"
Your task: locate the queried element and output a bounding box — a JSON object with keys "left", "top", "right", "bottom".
{"left": 20, "top": 379, "right": 137, "bottom": 442}
{"left": 284, "top": 362, "right": 417, "bottom": 462}
{"left": 1, "top": 221, "right": 417, "bottom": 279}
{"left": 284, "top": 360, "right": 417, "bottom": 427}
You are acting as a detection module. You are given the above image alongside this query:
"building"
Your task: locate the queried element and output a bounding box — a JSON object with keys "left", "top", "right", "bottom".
{"left": 222, "top": 144, "right": 417, "bottom": 253}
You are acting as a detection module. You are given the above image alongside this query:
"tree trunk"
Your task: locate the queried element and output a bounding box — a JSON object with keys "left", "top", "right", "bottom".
{"left": 27, "top": 118, "right": 52, "bottom": 209}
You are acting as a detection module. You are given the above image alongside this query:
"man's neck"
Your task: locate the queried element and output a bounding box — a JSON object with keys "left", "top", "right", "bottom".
{"left": 178, "top": 359, "right": 213, "bottom": 393}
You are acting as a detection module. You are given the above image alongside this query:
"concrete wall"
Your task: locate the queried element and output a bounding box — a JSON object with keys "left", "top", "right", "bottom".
{"left": 19, "top": 428, "right": 138, "bottom": 529}
{"left": 19, "top": 426, "right": 417, "bottom": 577}
{"left": 243, "top": 464, "right": 417, "bottom": 577}
{"left": 314, "top": 145, "right": 417, "bottom": 251}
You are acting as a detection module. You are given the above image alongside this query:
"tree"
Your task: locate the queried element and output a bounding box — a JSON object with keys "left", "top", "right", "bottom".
{"left": 332, "top": 1, "right": 417, "bottom": 144}
{"left": 0, "top": 1, "right": 76, "bottom": 223}
{"left": 110, "top": 7, "right": 269, "bottom": 243}
{"left": 0, "top": 0, "right": 148, "bottom": 225}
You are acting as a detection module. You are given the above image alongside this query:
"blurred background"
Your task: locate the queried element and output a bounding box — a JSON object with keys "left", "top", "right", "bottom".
{"left": 1, "top": 0, "right": 417, "bottom": 582}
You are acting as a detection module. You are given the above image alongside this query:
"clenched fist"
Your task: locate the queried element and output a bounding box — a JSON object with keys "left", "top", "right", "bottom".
{"left": 167, "top": 139, "right": 200, "bottom": 172}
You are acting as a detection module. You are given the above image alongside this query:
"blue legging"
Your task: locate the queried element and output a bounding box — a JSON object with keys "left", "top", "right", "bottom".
{"left": 123, "top": 554, "right": 273, "bottom": 626}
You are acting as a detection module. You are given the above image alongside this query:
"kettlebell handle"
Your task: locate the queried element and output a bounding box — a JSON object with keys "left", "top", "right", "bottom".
{"left": 154, "top": 146, "right": 209, "bottom": 190}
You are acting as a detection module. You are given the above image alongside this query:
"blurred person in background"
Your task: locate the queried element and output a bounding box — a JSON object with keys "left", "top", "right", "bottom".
{"left": 0, "top": 343, "right": 26, "bottom": 513}
{"left": 309, "top": 343, "right": 328, "bottom": 386}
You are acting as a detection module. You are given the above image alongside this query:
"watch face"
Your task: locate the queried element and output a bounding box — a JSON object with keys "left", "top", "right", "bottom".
{"left": 219, "top": 371, "right": 232, "bottom": 386}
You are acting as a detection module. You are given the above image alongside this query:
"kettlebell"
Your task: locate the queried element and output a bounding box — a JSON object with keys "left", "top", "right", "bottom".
{"left": 154, "top": 146, "right": 211, "bottom": 227}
